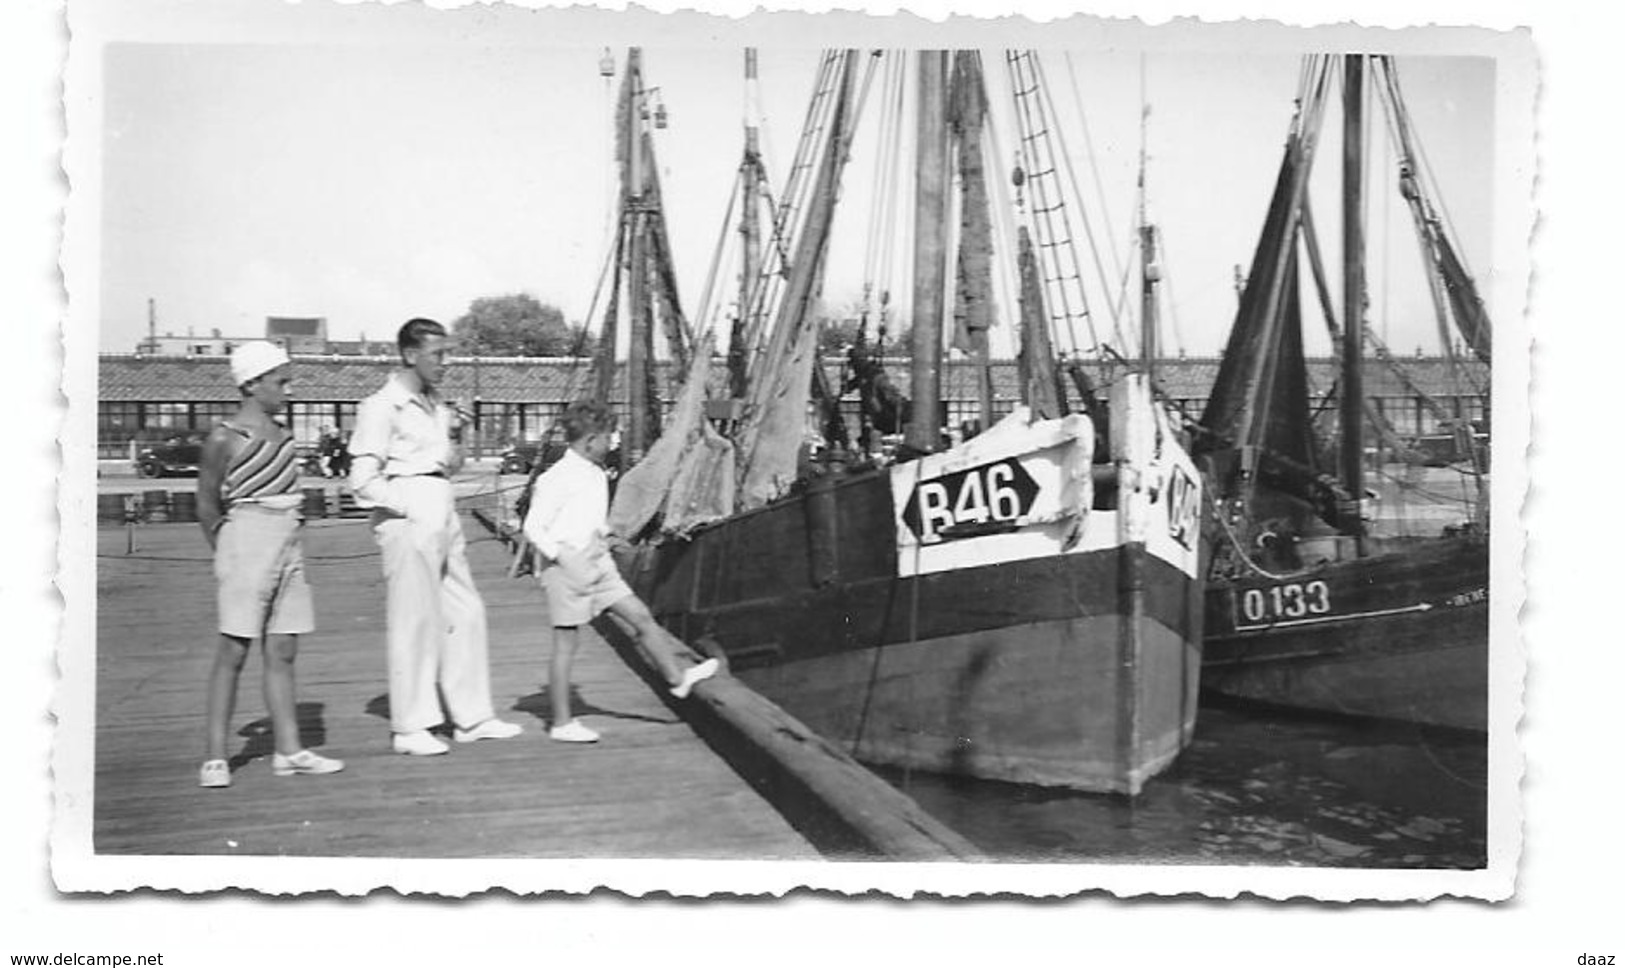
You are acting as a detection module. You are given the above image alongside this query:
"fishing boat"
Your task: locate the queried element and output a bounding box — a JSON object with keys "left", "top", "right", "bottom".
{"left": 1193, "top": 55, "right": 1490, "bottom": 731}
{"left": 589, "top": 49, "right": 1204, "bottom": 794}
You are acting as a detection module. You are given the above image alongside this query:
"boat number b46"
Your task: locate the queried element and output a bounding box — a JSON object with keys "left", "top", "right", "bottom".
{"left": 1165, "top": 465, "right": 1199, "bottom": 550}
{"left": 901, "top": 457, "right": 1040, "bottom": 544}
{"left": 1239, "top": 581, "right": 1332, "bottom": 624}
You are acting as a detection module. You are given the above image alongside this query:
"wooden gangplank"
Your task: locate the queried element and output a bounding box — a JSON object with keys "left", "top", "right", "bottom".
{"left": 473, "top": 508, "right": 986, "bottom": 863}
{"left": 92, "top": 515, "right": 821, "bottom": 861}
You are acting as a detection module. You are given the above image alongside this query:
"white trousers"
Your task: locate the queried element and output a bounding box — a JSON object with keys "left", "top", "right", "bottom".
{"left": 372, "top": 476, "right": 496, "bottom": 734}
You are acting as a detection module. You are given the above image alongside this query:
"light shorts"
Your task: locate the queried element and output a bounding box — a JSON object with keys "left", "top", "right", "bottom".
{"left": 214, "top": 502, "right": 315, "bottom": 638}
{"left": 539, "top": 545, "right": 633, "bottom": 627}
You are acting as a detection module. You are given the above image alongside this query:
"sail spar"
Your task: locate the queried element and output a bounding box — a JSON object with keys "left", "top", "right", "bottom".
{"left": 1197, "top": 69, "right": 1330, "bottom": 474}
{"left": 585, "top": 48, "right": 692, "bottom": 469}
{"left": 734, "top": 50, "right": 862, "bottom": 509}
{"left": 1197, "top": 54, "right": 1493, "bottom": 551}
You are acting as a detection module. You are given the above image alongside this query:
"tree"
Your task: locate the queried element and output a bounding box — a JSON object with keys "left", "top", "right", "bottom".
{"left": 817, "top": 315, "right": 864, "bottom": 356}
{"left": 816, "top": 312, "right": 911, "bottom": 356}
{"left": 563, "top": 322, "right": 594, "bottom": 357}
{"left": 451, "top": 293, "right": 587, "bottom": 357}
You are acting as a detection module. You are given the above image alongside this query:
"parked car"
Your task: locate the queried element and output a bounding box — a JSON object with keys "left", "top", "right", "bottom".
{"left": 296, "top": 446, "right": 327, "bottom": 477}
{"left": 499, "top": 440, "right": 567, "bottom": 476}
{"left": 136, "top": 435, "right": 205, "bottom": 478}
{"left": 1406, "top": 420, "right": 1490, "bottom": 469}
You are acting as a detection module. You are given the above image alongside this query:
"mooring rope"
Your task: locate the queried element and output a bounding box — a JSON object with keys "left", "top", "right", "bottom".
{"left": 1208, "top": 500, "right": 1321, "bottom": 583}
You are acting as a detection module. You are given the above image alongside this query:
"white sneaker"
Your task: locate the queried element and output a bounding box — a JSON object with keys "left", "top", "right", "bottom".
{"left": 548, "top": 719, "right": 600, "bottom": 743}
{"left": 392, "top": 731, "right": 450, "bottom": 756}
{"left": 453, "top": 718, "right": 524, "bottom": 743}
{"left": 670, "top": 658, "right": 720, "bottom": 699}
{"left": 199, "top": 759, "right": 231, "bottom": 789}
{"left": 272, "top": 749, "right": 345, "bottom": 776}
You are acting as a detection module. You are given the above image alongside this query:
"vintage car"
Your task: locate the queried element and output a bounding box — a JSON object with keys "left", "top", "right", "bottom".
{"left": 1406, "top": 419, "right": 1490, "bottom": 469}
{"left": 136, "top": 435, "right": 205, "bottom": 478}
{"left": 498, "top": 440, "right": 567, "bottom": 476}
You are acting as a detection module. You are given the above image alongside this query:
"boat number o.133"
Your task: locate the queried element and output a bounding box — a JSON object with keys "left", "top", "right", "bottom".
{"left": 901, "top": 457, "right": 1041, "bottom": 544}
{"left": 1239, "top": 580, "right": 1332, "bottom": 624}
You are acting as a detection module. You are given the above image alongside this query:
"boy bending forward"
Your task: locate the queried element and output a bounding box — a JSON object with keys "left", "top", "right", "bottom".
{"left": 522, "top": 400, "right": 718, "bottom": 742}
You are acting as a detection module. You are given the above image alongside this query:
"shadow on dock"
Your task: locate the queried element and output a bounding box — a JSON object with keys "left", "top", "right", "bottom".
{"left": 93, "top": 503, "right": 980, "bottom": 864}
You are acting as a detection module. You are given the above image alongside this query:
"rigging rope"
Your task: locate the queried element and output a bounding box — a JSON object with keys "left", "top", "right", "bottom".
{"left": 101, "top": 475, "right": 530, "bottom": 564}
{"left": 1062, "top": 52, "right": 1130, "bottom": 323}
{"left": 861, "top": 51, "right": 903, "bottom": 321}
{"left": 1208, "top": 498, "right": 1322, "bottom": 582}
{"left": 1033, "top": 55, "right": 1126, "bottom": 351}
{"left": 1002, "top": 51, "right": 1087, "bottom": 359}
{"left": 878, "top": 51, "right": 907, "bottom": 337}
{"left": 564, "top": 223, "right": 625, "bottom": 404}
{"left": 743, "top": 49, "right": 847, "bottom": 378}
{"left": 980, "top": 98, "right": 1025, "bottom": 369}
{"left": 1369, "top": 58, "right": 1488, "bottom": 415}
{"left": 1371, "top": 464, "right": 1483, "bottom": 508}
{"left": 1154, "top": 226, "right": 1189, "bottom": 356}
{"left": 692, "top": 168, "right": 743, "bottom": 336}
{"left": 1377, "top": 58, "right": 1472, "bottom": 269}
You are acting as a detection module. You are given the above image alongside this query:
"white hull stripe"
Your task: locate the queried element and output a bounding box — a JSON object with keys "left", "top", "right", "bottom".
{"left": 1233, "top": 602, "right": 1433, "bottom": 633}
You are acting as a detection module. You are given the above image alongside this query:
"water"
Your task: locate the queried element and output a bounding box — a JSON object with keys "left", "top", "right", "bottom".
{"left": 869, "top": 463, "right": 1490, "bottom": 868}
{"left": 875, "top": 699, "right": 1487, "bottom": 868}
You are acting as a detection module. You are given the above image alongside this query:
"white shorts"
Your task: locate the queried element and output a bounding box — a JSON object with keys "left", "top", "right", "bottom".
{"left": 214, "top": 502, "right": 315, "bottom": 638}
{"left": 538, "top": 546, "right": 632, "bottom": 627}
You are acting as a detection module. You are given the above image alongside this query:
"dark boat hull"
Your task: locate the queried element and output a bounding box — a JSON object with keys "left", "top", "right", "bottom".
{"left": 623, "top": 463, "right": 1205, "bottom": 794}
{"left": 1202, "top": 535, "right": 1489, "bottom": 730}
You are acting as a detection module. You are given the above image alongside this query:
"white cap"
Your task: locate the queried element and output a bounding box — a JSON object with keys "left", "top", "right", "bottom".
{"left": 230, "top": 341, "right": 290, "bottom": 387}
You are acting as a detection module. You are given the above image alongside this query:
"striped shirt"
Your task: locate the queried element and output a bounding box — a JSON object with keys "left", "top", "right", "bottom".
{"left": 219, "top": 421, "right": 301, "bottom": 508}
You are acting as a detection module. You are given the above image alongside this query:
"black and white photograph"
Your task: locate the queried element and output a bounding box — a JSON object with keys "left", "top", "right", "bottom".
{"left": 14, "top": 0, "right": 1621, "bottom": 960}
{"left": 51, "top": 0, "right": 1535, "bottom": 899}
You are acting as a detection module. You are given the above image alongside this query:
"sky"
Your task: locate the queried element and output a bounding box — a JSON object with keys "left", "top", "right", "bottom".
{"left": 89, "top": 6, "right": 1508, "bottom": 360}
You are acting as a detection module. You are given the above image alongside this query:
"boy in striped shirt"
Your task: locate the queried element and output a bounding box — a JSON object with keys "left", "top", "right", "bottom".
{"left": 194, "top": 341, "right": 343, "bottom": 788}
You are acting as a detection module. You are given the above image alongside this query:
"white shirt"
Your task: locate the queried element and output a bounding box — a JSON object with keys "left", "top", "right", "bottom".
{"left": 348, "top": 371, "right": 457, "bottom": 511}
{"left": 522, "top": 448, "right": 609, "bottom": 561}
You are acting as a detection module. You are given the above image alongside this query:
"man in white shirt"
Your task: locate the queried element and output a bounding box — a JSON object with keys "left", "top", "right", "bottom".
{"left": 349, "top": 318, "right": 523, "bottom": 756}
{"left": 522, "top": 400, "right": 718, "bottom": 742}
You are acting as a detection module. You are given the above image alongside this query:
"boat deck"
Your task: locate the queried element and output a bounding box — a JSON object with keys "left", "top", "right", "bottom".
{"left": 92, "top": 514, "right": 822, "bottom": 860}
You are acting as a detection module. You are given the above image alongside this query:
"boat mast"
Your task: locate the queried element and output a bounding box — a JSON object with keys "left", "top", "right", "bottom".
{"left": 1373, "top": 55, "right": 1489, "bottom": 517}
{"left": 1375, "top": 57, "right": 1492, "bottom": 368}
{"left": 1016, "top": 226, "right": 1064, "bottom": 419}
{"left": 1236, "top": 59, "right": 1330, "bottom": 463}
{"left": 948, "top": 51, "right": 995, "bottom": 434}
{"left": 1340, "top": 54, "right": 1367, "bottom": 548}
{"left": 734, "top": 50, "right": 861, "bottom": 506}
{"left": 1137, "top": 87, "right": 1159, "bottom": 380}
{"left": 906, "top": 51, "right": 950, "bottom": 454}
{"left": 589, "top": 53, "right": 634, "bottom": 411}
{"left": 1139, "top": 227, "right": 1160, "bottom": 374}
{"left": 625, "top": 48, "right": 653, "bottom": 466}
{"left": 732, "top": 48, "right": 763, "bottom": 401}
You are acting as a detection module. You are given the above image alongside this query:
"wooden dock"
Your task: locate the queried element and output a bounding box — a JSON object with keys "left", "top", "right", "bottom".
{"left": 93, "top": 513, "right": 824, "bottom": 860}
